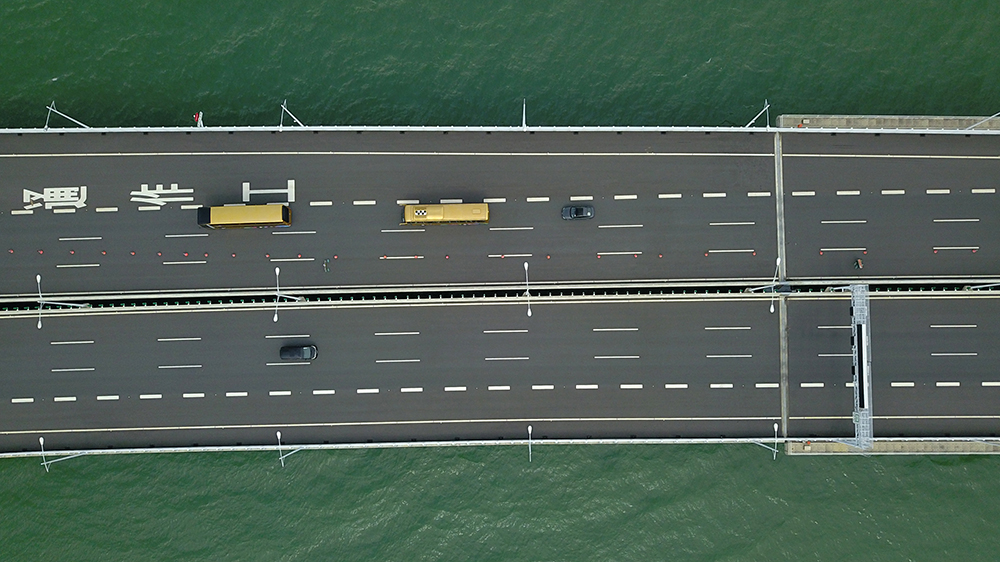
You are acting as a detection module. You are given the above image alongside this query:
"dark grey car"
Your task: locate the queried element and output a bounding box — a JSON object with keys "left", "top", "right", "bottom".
{"left": 561, "top": 205, "right": 595, "bottom": 220}
{"left": 280, "top": 345, "right": 318, "bottom": 361}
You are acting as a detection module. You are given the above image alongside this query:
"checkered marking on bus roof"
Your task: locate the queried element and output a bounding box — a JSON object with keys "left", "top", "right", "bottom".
{"left": 415, "top": 209, "right": 427, "bottom": 216}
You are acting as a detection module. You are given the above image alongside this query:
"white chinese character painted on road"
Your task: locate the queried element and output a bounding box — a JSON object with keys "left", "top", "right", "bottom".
{"left": 23, "top": 186, "right": 88, "bottom": 210}
{"left": 130, "top": 183, "right": 195, "bottom": 206}
{"left": 242, "top": 180, "right": 296, "bottom": 203}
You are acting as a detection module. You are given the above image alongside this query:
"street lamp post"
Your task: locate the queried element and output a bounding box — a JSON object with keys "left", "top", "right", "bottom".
{"left": 527, "top": 425, "right": 532, "bottom": 462}
{"left": 272, "top": 267, "right": 304, "bottom": 323}
{"left": 35, "top": 274, "right": 88, "bottom": 330}
{"left": 276, "top": 431, "right": 284, "bottom": 468}
{"left": 523, "top": 262, "right": 531, "bottom": 317}
{"left": 773, "top": 423, "right": 779, "bottom": 461}
{"left": 39, "top": 437, "right": 48, "bottom": 473}
{"left": 769, "top": 257, "right": 781, "bottom": 314}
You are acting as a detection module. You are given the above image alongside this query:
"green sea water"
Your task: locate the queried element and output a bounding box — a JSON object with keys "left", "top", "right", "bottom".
{"left": 3, "top": 1, "right": 1000, "bottom": 560}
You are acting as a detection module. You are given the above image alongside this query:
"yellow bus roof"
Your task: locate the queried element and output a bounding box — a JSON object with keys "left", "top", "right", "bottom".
{"left": 210, "top": 204, "right": 287, "bottom": 225}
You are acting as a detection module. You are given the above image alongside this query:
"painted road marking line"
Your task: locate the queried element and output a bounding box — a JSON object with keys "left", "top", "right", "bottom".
{"left": 379, "top": 255, "right": 424, "bottom": 260}
{"left": 381, "top": 229, "right": 425, "bottom": 233}
{"left": 444, "top": 386, "right": 467, "bottom": 392}
{"left": 271, "top": 230, "right": 317, "bottom": 235}
{"left": 137, "top": 206, "right": 160, "bottom": 212}
{"left": 488, "top": 253, "right": 532, "bottom": 258}
{"left": 972, "top": 188, "right": 996, "bottom": 194}
{"left": 374, "top": 331, "right": 420, "bottom": 336}
{"left": 375, "top": 359, "right": 420, "bottom": 363}
{"left": 817, "top": 325, "right": 851, "bottom": 329}
{"left": 593, "top": 327, "right": 638, "bottom": 332}
{"left": 706, "top": 354, "right": 752, "bottom": 358}
{"left": 183, "top": 393, "right": 205, "bottom": 399}
{"left": 483, "top": 198, "right": 507, "bottom": 203}
{"left": 54, "top": 396, "right": 77, "bottom": 402}
{"left": 440, "top": 198, "right": 463, "bottom": 204}
{"left": 485, "top": 357, "right": 529, "bottom": 361}
{"left": 50, "top": 340, "right": 94, "bottom": 345}
{"left": 926, "top": 189, "right": 950, "bottom": 195}
{"left": 933, "top": 218, "right": 979, "bottom": 223}
{"left": 702, "top": 192, "right": 726, "bottom": 198}
{"left": 10, "top": 209, "right": 33, "bottom": 215}
{"left": 597, "top": 251, "right": 642, "bottom": 256}
{"left": 353, "top": 200, "right": 377, "bottom": 206}
{"left": 490, "top": 226, "right": 534, "bottom": 231}
{"left": 576, "top": 384, "right": 599, "bottom": 390}
{"left": 931, "top": 352, "right": 977, "bottom": 356}
{"left": 139, "top": 394, "right": 162, "bottom": 400}
{"left": 526, "top": 197, "right": 549, "bottom": 202}
{"left": 706, "top": 249, "right": 755, "bottom": 254}
{"left": 846, "top": 382, "right": 855, "bottom": 388}
{"left": 266, "top": 334, "right": 310, "bottom": 339}
{"left": 598, "top": 224, "right": 643, "bottom": 229}
{"left": 819, "top": 247, "right": 866, "bottom": 252}
{"left": 395, "top": 199, "right": 419, "bottom": 205}
{"left": 836, "top": 190, "right": 861, "bottom": 196}
{"left": 401, "top": 387, "right": 423, "bottom": 393}
{"left": 709, "top": 221, "right": 755, "bottom": 226}
{"left": 51, "top": 367, "right": 95, "bottom": 372}
{"left": 818, "top": 353, "right": 853, "bottom": 357}
{"left": 532, "top": 385, "right": 554, "bottom": 390}
{"left": 891, "top": 382, "right": 915, "bottom": 387}
{"left": 269, "top": 390, "right": 292, "bottom": 396}
{"left": 225, "top": 392, "right": 248, "bottom": 398}
{"left": 933, "top": 246, "right": 979, "bottom": 251}
{"left": 53, "top": 208, "right": 77, "bottom": 214}
{"left": 665, "top": 383, "right": 689, "bottom": 389}
{"left": 162, "top": 260, "right": 207, "bottom": 265}
{"left": 11, "top": 398, "right": 34, "bottom": 404}
{"left": 164, "top": 233, "right": 209, "bottom": 238}
{"left": 982, "top": 382, "right": 1000, "bottom": 387}
{"left": 157, "top": 337, "right": 202, "bottom": 342}
{"left": 56, "top": 263, "right": 100, "bottom": 268}
{"left": 357, "top": 388, "right": 380, "bottom": 394}
{"left": 755, "top": 383, "right": 780, "bottom": 389}
{"left": 881, "top": 189, "right": 905, "bottom": 195}
{"left": 266, "top": 362, "right": 311, "bottom": 366}
{"left": 269, "top": 257, "right": 315, "bottom": 262}
{"left": 58, "top": 236, "right": 102, "bottom": 241}
{"left": 310, "top": 200, "right": 334, "bottom": 206}
{"left": 800, "top": 382, "right": 825, "bottom": 388}
{"left": 594, "top": 355, "right": 639, "bottom": 359}
{"left": 97, "top": 395, "right": 119, "bottom": 401}
{"left": 488, "top": 385, "right": 511, "bottom": 391}
{"left": 620, "top": 384, "right": 643, "bottom": 390}
{"left": 658, "top": 193, "right": 682, "bottom": 199}
{"left": 931, "top": 324, "right": 977, "bottom": 329}
{"left": 614, "top": 194, "right": 637, "bottom": 200}
{"left": 312, "top": 389, "right": 336, "bottom": 395}
{"left": 180, "top": 204, "right": 202, "bottom": 210}
{"left": 158, "top": 364, "right": 202, "bottom": 369}
{"left": 570, "top": 195, "right": 593, "bottom": 201}
{"left": 821, "top": 220, "right": 867, "bottom": 224}
{"left": 484, "top": 329, "right": 528, "bottom": 334}
{"left": 936, "top": 382, "right": 961, "bottom": 387}
{"left": 747, "top": 191, "right": 771, "bottom": 197}
{"left": 704, "top": 326, "right": 751, "bottom": 331}
{"left": 791, "top": 191, "right": 815, "bottom": 197}
{"left": 710, "top": 383, "right": 734, "bottom": 389}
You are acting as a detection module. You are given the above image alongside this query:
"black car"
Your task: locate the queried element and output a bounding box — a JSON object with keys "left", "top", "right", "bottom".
{"left": 561, "top": 205, "right": 595, "bottom": 220}
{"left": 279, "top": 345, "right": 318, "bottom": 361}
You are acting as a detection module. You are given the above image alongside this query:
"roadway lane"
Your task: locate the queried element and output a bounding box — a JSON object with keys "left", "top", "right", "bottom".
{"left": 0, "top": 296, "right": 780, "bottom": 452}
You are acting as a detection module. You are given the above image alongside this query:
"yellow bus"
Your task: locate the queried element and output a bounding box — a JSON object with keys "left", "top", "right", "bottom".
{"left": 197, "top": 204, "right": 291, "bottom": 229}
{"left": 401, "top": 203, "right": 489, "bottom": 225}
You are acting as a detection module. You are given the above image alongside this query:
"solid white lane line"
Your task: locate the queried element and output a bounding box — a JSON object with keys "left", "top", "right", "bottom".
{"left": 58, "top": 236, "right": 102, "bottom": 241}
{"left": 53, "top": 208, "right": 77, "bottom": 214}
{"left": 375, "top": 359, "right": 420, "bottom": 363}
{"left": 266, "top": 362, "right": 311, "bottom": 366}
{"left": 269, "top": 390, "right": 292, "bottom": 396}
{"left": 658, "top": 193, "right": 682, "bottom": 199}
{"left": 972, "top": 188, "right": 996, "bottom": 194}
{"left": 95, "top": 207, "right": 118, "bottom": 212}
{"left": 164, "top": 233, "right": 208, "bottom": 238}
{"left": 706, "top": 249, "right": 755, "bottom": 254}
{"left": 11, "top": 398, "right": 34, "bottom": 404}
{"left": 139, "top": 394, "right": 162, "bottom": 400}
{"left": 380, "top": 255, "right": 424, "bottom": 260}
{"left": 836, "top": 190, "right": 861, "bottom": 196}
{"left": 597, "top": 251, "right": 642, "bottom": 256}
{"left": 313, "top": 389, "right": 336, "bottom": 395}
{"left": 706, "top": 354, "right": 752, "bottom": 358}
{"left": 755, "top": 383, "right": 780, "bottom": 389}
{"left": 532, "top": 385, "right": 554, "bottom": 390}
{"left": 225, "top": 392, "right": 248, "bottom": 397}
{"left": 488, "top": 385, "right": 511, "bottom": 391}
{"left": 704, "top": 326, "right": 750, "bottom": 331}
{"left": 97, "top": 395, "right": 119, "bottom": 401}
{"left": 183, "top": 393, "right": 205, "bottom": 399}
{"left": 594, "top": 355, "right": 639, "bottom": 359}
{"left": 819, "top": 247, "right": 866, "bottom": 252}
{"left": 926, "top": 189, "right": 950, "bottom": 195}
{"left": 50, "top": 340, "right": 94, "bottom": 345}
{"left": 54, "top": 396, "right": 77, "bottom": 402}
{"left": 179, "top": 204, "right": 202, "bottom": 210}
{"left": 490, "top": 226, "right": 534, "bottom": 231}
{"left": 488, "top": 253, "right": 532, "bottom": 258}
{"left": 593, "top": 327, "right": 638, "bottom": 332}
{"left": 709, "top": 221, "right": 755, "bottom": 226}
{"left": 353, "top": 200, "right": 377, "bottom": 206}
{"left": 614, "top": 194, "right": 637, "bottom": 200}
{"left": 818, "top": 353, "right": 853, "bottom": 357}
{"left": 485, "top": 357, "right": 529, "bottom": 361}
{"left": 269, "top": 257, "right": 315, "bottom": 262}
{"left": 137, "top": 206, "right": 161, "bottom": 212}
{"left": 158, "top": 364, "right": 202, "bottom": 369}
{"left": 933, "top": 218, "right": 979, "bottom": 223}
{"left": 936, "top": 382, "right": 961, "bottom": 387}
{"left": 526, "top": 197, "right": 549, "bottom": 202}
{"left": 620, "top": 384, "right": 643, "bottom": 390}
{"left": 440, "top": 198, "right": 463, "bottom": 204}
{"left": 309, "top": 200, "right": 334, "bottom": 206}
{"left": 357, "top": 388, "right": 380, "bottom": 394}
{"left": 891, "top": 382, "right": 915, "bottom": 387}
{"left": 395, "top": 199, "right": 420, "bottom": 205}
{"left": 271, "top": 230, "right": 317, "bottom": 235}
{"left": 484, "top": 329, "right": 528, "bottom": 334}
{"left": 265, "top": 334, "right": 310, "bottom": 339}
{"left": 881, "top": 189, "right": 905, "bottom": 195}
{"left": 576, "top": 384, "right": 599, "bottom": 390}
{"left": 932, "top": 246, "right": 979, "bottom": 251}
{"left": 570, "top": 195, "right": 593, "bottom": 201}
{"left": 710, "top": 383, "right": 734, "bottom": 389}
{"left": 401, "top": 387, "right": 423, "bottom": 393}
{"left": 381, "top": 229, "right": 425, "bottom": 233}
{"left": 817, "top": 325, "right": 851, "bottom": 329}
{"left": 483, "top": 197, "right": 506, "bottom": 203}
{"left": 10, "top": 209, "right": 34, "bottom": 215}
{"left": 158, "top": 337, "right": 201, "bottom": 342}
{"left": 748, "top": 191, "right": 772, "bottom": 197}
{"left": 374, "top": 331, "right": 420, "bottom": 336}
{"left": 846, "top": 382, "right": 855, "bottom": 388}
{"left": 56, "top": 263, "right": 100, "bottom": 268}
{"left": 931, "top": 352, "right": 977, "bottom": 356}
{"left": 598, "top": 224, "right": 643, "bottom": 229}
{"left": 444, "top": 386, "right": 467, "bottom": 392}
{"left": 930, "top": 324, "right": 976, "bottom": 329}
{"left": 800, "top": 382, "right": 825, "bottom": 388}
{"left": 51, "top": 367, "right": 95, "bottom": 372}
{"left": 162, "top": 261, "right": 207, "bottom": 265}
{"left": 982, "top": 382, "right": 1000, "bottom": 387}
{"left": 702, "top": 192, "right": 726, "bottom": 198}
{"left": 791, "top": 191, "right": 815, "bottom": 197}
{"left": 665, "top": 383, "right": 688, "bottom": 389}
{"left": 821, "top": 220, "right": 867, "bottom": 224}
